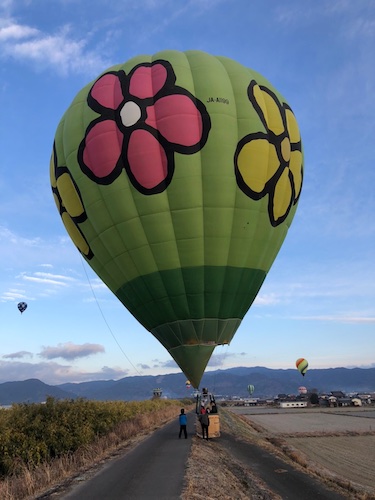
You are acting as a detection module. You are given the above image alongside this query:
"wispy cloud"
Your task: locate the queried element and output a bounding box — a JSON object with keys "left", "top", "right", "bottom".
{"left": 0, "top": 19, "right": 109, "bottom": 75}
{"left": 291, "top": 315, "right": 375, "bottom": 324}
{"left": 254, "top": 293, "right": 280, "bottom": 306}
{"left": 0, "top": 226, "right": 74, "bottom": 270}
{"left": 0, "top": 225, "right": 41, "bottom": 248}
{"left": 159, "top": 359, "right": 178, "bottom": 369}
{"left": 20, "top": 271, "right": 77, "bottom": 286}
{"left": 2, "top": 350, "right": 33, "bottom": 359}
{"left": 207, "top": 351, "right": 246, "bottom": 368}
{"left": 1, "top": 288, "right": 28, "bottom": 301}
{"left": 39, "top": 342, "right": 105, "bottom": 360}
{"left": 0, "top": 360, "right": 128, "bottom": 384}
{"left": 138, "top": 363, "right": 151, "bottom": 370}
{"left": 132, "top": 0, "right": 228, "bottom": 43}
{"left": 0, "top": 226, "right": 96, "bottom": 302}
{"left": 0, "top": 22, "right": 38, "bottom": 40}
{"left": 156, "top": 350, "right": 248, "bottom": 370}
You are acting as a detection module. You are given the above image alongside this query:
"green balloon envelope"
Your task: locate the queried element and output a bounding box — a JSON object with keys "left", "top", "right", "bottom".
{"left": 51, "top": 50, "right": 303, "bottom": 388}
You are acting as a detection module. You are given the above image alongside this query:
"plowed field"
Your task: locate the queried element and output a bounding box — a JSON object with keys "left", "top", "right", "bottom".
{"left": 288, "top": 435, "right": 375, "bottom": 489}
{"left": 229, "top": 407, "right": 375, "bottom": 495}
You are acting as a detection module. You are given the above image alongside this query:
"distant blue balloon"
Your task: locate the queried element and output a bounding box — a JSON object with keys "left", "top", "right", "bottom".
{"left": 17, "top": 302, "right": 27, "bottom": 314}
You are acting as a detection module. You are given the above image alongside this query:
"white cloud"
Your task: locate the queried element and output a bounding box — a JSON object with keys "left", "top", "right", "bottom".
{"left": 207, "top": 351, "right": 245, "bottom": 368}
{"left": 39, "top": 342, "right": 105, "bottom": 360}
{"left": 0, "top": 225, "right": 41, "bottom": 248}
{"left": 1, "top": 288, "right": 28, "bottom": 301}
{"left": 291, "top": 315, "right": 375, "bottom": 324}
{"left": 0, "top": 20, "right": 109, "bottom": 75}
{"left": 0, "top": 226, "right": 97, "bottom": 302}
{"left": 21, "top": 274, "right": 71, "bottom": 286}
{"left": 138, "top": 363, "right": 151, "bottom": 370}
{"left": 21, "top": 271, "right": 77, "bottom": 286}
{"left": 0, "top": 22, "right": 38, "bottom": 40}
{"left": 0, "top": 360, "right": 128, "bottom": 384}
{"left": 254, "top": 293, "right": 280, "bottom": 306}
{"left": 2, "top": 350, "right": 33, "bottom": 359}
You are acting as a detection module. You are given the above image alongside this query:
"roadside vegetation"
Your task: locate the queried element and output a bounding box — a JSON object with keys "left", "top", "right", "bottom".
{"left": 0, "top": 396, "right": 188, "bottom": 499}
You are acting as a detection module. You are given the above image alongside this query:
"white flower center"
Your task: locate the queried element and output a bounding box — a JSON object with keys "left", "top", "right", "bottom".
{"left": 120, "top": 101, "right": 141, "bottom": 127}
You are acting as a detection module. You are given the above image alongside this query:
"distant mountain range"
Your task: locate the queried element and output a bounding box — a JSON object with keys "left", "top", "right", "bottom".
{"left": 0, "top": 367, "right": 374, "bottom": 405}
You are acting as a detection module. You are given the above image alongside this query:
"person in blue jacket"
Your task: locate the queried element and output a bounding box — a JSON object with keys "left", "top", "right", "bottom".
{"left": 178, "top": 408, "right": 188, "bottom": 439}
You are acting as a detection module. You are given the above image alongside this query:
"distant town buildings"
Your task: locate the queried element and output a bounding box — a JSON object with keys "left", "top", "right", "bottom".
{"left": 216, "top": 390, "right": 375, "bottom": 408}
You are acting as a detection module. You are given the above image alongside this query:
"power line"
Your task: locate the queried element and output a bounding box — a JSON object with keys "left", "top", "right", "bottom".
{"left": 79, "top": 255, "right": 142, "bottom": 376}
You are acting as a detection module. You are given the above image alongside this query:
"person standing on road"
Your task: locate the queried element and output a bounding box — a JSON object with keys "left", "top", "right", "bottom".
{"left": 199, "top": 408, "right": 210, "bottom": 440}
{"left": 179, "top": 408, "right": 188, "bottom": 439}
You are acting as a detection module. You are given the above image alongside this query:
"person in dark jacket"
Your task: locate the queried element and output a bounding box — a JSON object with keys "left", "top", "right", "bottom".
{"left": 179, "top": 408, "right": 188, "bottom": 438}
{"left": 210, "top": 402, "right": 218, "bottom": 413}
{"left": 199, "top": 409, "right": 210, "bottom": 440}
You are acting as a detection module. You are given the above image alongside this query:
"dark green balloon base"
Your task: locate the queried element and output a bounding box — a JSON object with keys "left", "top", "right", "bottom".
{"left": 151, "top": 318, "right": 242, "bottom": 388}
{"left": 117, "top": 266, "right": 266, "bottom": 330}
{"left": 116, "top": 266, "right": 266, "bottom": 387}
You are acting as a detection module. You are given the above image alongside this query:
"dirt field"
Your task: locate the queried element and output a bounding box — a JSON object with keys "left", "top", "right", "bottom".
{"left": 241, "top": 408, "right": 375, "bottom": 434}
{"left": 228, "top": 406, "right": 375, "bottom": 495}
{"left": 288, "top": 435, "right": 375, "bottom": 489}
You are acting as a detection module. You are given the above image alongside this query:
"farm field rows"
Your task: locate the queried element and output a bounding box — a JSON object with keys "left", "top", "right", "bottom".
{"left": 229, "top": 406, "right": 375, "bottom": 495}
{"left": 241, "top": 409, "right": 375, "bottom": 433}
{"left": 288, "top": 435, "right": 375, "bottom": 489}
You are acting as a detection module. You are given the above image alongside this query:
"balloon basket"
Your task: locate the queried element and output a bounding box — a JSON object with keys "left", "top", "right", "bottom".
{"left": 196, "top": 414, "right": 220, "bottom": 439}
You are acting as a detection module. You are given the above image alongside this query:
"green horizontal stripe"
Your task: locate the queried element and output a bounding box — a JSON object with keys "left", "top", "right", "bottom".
{"left": 116, "top": 266, "right": 266, "bottom": 331}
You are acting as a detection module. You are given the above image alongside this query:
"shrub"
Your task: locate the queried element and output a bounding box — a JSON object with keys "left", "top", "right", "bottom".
{"left": 0, "top": 397, "right": 178, "bottom": 477}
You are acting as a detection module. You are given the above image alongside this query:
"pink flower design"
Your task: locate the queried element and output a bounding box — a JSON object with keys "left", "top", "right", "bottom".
{"left": 78, "top": 61, "right": 211, "bottom": 194}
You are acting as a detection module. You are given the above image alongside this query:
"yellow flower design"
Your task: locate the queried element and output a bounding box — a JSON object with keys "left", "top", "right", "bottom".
{"left": 235, "top": 80, "right": 303, "bottom": 226}
{"left": 50, "top": 144, "right": 93, "bottom": 259}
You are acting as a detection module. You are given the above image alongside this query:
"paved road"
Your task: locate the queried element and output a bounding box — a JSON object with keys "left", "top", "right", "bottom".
{"left": 47, "top": 413, "right": 348, "bottom": 500}
{"left": 60, "top": 414, "right": 194, "bottom": 500}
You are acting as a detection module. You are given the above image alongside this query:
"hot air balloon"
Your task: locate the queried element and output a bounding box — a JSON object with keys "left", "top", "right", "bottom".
{"left": 296, "top": 358, "right": 308, "bottom": 377}
{"left": 247, "top": 384, "right": 255, "bottom": 395}
{"left": 17, "top": 302, "right": 27, "bottom": 314}
{"left": 186, "top": 380, "right": 191, "bottom": 390}
{"left": 50, "top": 50, "right": 303, "bottom": 388}
{"left": 298, "top": 386, "right": 307, "bottom": 395}
{"left": 152, "top": 388, "right": 162, "bottom": 398}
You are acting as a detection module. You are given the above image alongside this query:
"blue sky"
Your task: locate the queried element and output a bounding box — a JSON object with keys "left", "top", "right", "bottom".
{"left": 0, "top": 0, "right": 374, "bottom": 385}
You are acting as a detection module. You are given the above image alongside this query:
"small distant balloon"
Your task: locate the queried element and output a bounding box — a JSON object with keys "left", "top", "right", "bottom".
{"left": 152, "top": 388, "right": 162, "bottom": 398}
{"left": 247, "top": 384, "right": 255, "bottom": 395}
{"left": 296, "top": 358, "right": 308, "bottom": 377}
{"left": 17, "top": 302, "right": 27, "bottom": 314}
{"left": 185, "top": 380, "right": 191, "bottom": 389}
{"left": 298, "top": 386, "right": 307, "bottom": 395}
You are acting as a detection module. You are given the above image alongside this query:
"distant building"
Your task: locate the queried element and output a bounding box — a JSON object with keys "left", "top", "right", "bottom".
{"left": 337, "top": 397, "right": 352, "bottom": 407}
{"left": 243, "top": 398, "right": 258, "bottom": 406}
{"left": 357, "top": 394, "right": 372, "bottom": 404}
{"left": 279, "top": 401, "right": 308, "bottom": 408}
{"left": 351, "top": 398, "right": 362, "bottom": 407}
{"left": 330, "top": 391, "right": 346, "bottom": 398}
